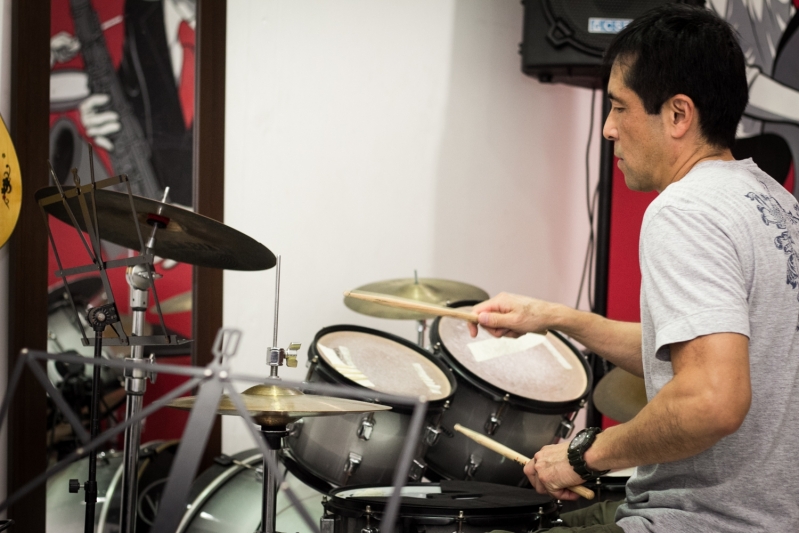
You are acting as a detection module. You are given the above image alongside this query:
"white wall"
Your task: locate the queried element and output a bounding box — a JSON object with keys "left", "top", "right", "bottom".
{"left": 222, "top": 0, "right": 600, "bottom": 454}
{"left": 0, "top": 0, "right": 11, "bottom": 516}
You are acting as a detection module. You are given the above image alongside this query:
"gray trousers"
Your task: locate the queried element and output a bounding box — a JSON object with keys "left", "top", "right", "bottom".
{"left": 537, "top": 500, "right": 624, "bottom": 533}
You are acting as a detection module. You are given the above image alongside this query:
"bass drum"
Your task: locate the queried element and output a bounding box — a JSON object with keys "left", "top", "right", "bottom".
{"left": 426, "top": 304, "right": 591, "bottom": 485}
{"left": 46, "top": 441, "right": 178, "bottom": 533}
{"left": 47, "top": 277, "right": 120, "bottom": 391}
{"left": 286, "top": 325, "right": 457, "bottom": 486}
{"left": 322, "top": 481, "right": 560, "bottom": 533}
{"left": 177, "top": 449, "right": 328, "bottom": 533}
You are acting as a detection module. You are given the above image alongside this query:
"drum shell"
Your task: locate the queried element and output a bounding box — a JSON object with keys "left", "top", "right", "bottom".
{"left": 424, "top": 377, "right": 567, "bottom": 485}
{"left": 177, "top": 449, "right": 325, "bottom": 533}
{"left": 46, "top": 441, "right": 177, "bottom": 533}
{"left": 322, "top": 482, "right": 559, "bottom": 533}
{"left": 286, "top": 325, "right": 457, "bottom": 486}
{"left": 47, "top": 299, "right": 120, "bottom": 390}
{"left": 426, "top": 318, "right": 591, "bottom": 485}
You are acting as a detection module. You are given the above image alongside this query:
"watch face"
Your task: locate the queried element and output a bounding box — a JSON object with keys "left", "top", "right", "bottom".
{"left": 572, "top": 432, "right": 589, "bottom": 448}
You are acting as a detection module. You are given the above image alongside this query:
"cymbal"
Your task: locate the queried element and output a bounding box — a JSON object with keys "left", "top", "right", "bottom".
{"left": 592, "top": 367, "right": 647, "bottom": 423}
{"left": 344, "top": 278, "right": 489, "bottom": 320}
{"left": 150, "top": 291, "right": 191, "bottom": 315}
{"left": 36, "top": 186, "right": 275, "bottom": 271}
{"left": 167, "top": 383, "right": 391, "bottom": 426}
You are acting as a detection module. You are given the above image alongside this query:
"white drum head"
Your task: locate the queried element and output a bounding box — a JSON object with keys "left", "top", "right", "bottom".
{"left": 335, "top": 485, "right": 442, "bottom": 499}
{"left": 316, "top": 330, "right": 452, "bottom": 401}
{"left": 437, "top": 310, "right": 587, "bottom": 403}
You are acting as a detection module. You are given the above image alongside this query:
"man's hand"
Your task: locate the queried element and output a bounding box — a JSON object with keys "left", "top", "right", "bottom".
{"left": 79, "top": 94, "right": 121, "bottom": 151}
{"left": 468, "top": 292, "right": 563, "bottom": 338}
{"left": 524, "top": 441, "right": 585, "bottom": 501}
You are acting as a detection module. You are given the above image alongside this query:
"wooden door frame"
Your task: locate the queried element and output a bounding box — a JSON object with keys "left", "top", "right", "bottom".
{"left": 6, "top": 1, "right": 226, "bottom": 529}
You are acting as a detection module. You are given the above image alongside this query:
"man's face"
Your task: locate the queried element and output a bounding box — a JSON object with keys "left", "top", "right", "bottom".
{"left": 602, "top": 61, "right": 669, "bottom": 192}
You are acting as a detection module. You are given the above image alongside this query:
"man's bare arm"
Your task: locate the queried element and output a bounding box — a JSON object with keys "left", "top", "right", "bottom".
{"left": 469, "top": 293, "right": 643, "bottom": 376}
{"left": 583, "top": 332, "right": 751, "bottom": 470}
{"left": 527, "top": 332, "right": 751, "bottom": 498}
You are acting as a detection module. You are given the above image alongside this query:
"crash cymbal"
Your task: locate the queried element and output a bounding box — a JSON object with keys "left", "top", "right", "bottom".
{"left": 345, "top": 278, "right": 489, "bottom": 320}
{"left": 592, "top": 367, "right": 647, "bottom": 423}
{"left": 36, "top": 186, "right": 275, "bottom": 271}
{"left": 150, "top": 291, "right": 191, "bottom": 315}
{"left": 168, "top": 383, "right": 391, "bottom": 426}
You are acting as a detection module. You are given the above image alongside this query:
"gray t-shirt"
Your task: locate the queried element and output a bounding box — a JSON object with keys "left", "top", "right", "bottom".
{"left": 615, "top": 159, "right": 799, "bottom": 532}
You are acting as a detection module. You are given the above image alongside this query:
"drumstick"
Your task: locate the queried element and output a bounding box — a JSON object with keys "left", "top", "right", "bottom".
{"left": 453, "top": 424, "right": 595, "bottom": 500}
{"left": 343, "top": 290, "right": 480, "bottom": 323}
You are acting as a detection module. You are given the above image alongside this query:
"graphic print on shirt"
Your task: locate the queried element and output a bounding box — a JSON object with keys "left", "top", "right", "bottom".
{"left": 746, "top": 181, "right": 799, "bottom": 322}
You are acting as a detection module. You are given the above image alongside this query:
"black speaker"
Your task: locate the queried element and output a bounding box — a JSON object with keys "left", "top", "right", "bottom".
{"left": 520, "top": 0, "right": 704, "bottom": 88}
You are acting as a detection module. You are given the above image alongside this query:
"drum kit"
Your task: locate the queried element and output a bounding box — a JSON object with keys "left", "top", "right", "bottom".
{"left": 25, "top": 166, "right": 644, "bottom": 533}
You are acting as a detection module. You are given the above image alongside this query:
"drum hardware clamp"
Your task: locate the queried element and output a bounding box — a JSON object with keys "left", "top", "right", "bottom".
{"left": 408, "top": 459, "right": 427, "bottom": 481}
{"left": 423, "top": 425, "right": 443, "bottom": 446}
{"left": 464, "top": 453, "right": 482, "bottom": 479}
{"left": 358, "top": 414, "right": 376, "bottom": 440}
{"left": 305, "top": 355, "right": 320, "bottom": 381}
{"left": 454, "top": 510, "right": 466, "bottom": 533}
{"left": 343, "top": 452, "right": 363, "bottom": 480}
{"left": 484, "top": 395, "right": 511, "bottom": 436}
{"left": 362, "top": 505, "right": 378, "bottom": 533}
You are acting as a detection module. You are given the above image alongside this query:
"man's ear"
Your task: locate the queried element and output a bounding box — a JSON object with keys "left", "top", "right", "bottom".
{"left": 664, "top": 94, "right": 695, "bottom": 140}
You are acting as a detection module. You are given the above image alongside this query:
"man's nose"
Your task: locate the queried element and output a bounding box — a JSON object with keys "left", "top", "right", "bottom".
{"left": 603, "top": 115, "right": 617, "bottom": 141}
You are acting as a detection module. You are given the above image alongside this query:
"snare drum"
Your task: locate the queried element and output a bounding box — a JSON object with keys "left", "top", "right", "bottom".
{"left": 426, "top": 306, "right": 591, "bottom": 485}
{"left": 322, "top": 481, "right": 559, "bottom": 533}
{"left": 46, "top": 441, "right": 178, "bottom": 533}
{"left": 286, "top": 325, "right": 457, "bottom": 486}
{"left": 177, "top": 450, "right": 327, "bottom": 533}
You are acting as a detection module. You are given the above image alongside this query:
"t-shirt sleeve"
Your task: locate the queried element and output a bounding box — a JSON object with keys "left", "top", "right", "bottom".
{"left": 640, "top": 205, "right": 750, "bottom": 361}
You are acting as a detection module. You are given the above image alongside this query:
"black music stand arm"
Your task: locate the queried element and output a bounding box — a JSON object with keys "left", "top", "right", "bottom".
{"left": 82, "top": 303, "right": 119, "bottom": 533}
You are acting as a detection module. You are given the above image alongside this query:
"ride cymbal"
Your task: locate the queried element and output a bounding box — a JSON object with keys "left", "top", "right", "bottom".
{"left": 344, "top": 278, "right": 489, "bottom": 320}
{"left": 592, "top": 367, "right": 647, "bottom": 423}
{"left": 167, "top": 383, "right": 391, "bottom": 426}
{"left": 36, "top": 186, "right": 275, "bottom": 271}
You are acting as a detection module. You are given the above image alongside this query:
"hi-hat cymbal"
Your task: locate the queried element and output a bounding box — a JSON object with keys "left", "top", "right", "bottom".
{"left": 36, "top": 186, "right": 275, "bottom": 271}
{"left": 592, "top": 367, "right": 647, "bottom": 423}
{"left": 167, "top": 383, "right": 391, "bottom": 426}
{"left": 344, "top": 278, "right": 489, "bottom": 320}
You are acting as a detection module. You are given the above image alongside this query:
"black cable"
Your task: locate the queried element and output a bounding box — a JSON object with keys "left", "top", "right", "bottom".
{"left": 575, "top": 88, "right": 600, "bottom": 311}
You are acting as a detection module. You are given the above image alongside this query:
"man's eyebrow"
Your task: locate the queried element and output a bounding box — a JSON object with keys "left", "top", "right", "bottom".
{"left": 608, "top": 91, "right": 626, "bottom": 105}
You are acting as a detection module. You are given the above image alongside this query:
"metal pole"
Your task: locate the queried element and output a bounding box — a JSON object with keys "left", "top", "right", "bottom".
{"left": 260, "top": 426, "right": 288, "bottom": 533}
{"left": 83, "top": 326, "right": 104, "bottom": 533}
{"left": 416, "top": 319, "right": 427, "bottom": 348}
{"left": 119, "top": 286, "right": 148, "bottom": 533}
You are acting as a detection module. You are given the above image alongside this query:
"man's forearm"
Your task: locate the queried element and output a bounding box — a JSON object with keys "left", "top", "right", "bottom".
{"left": 583, "top": 367, "right": 746, "bottom": 471}
{"left": 550, "top": 306, "right": 643, "bottom": 377}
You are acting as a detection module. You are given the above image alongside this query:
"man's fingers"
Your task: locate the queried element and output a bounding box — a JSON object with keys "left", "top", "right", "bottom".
{"left": 549, "top": 488, "right": 580, "bottom": 501}
{"left": 83, "top": 111, "right": 121, "bottom": 129}
{"left": 467, "top": 322, "right": 478, "bottom": 338}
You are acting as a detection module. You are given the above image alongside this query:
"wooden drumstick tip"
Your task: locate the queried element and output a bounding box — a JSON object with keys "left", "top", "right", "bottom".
{"left": 452, "top": 423, "right": 595, "bottom": 500}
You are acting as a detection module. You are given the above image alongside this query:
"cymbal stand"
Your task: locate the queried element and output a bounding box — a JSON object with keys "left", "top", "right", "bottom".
{"left": 119, "top": 188, "right": 170, "bottom": 533}
{"left": 262, "top": 255, "right": 300, "bottom": 533}
{"left": 413, "top": 270, "right": 427, "bottom": 348}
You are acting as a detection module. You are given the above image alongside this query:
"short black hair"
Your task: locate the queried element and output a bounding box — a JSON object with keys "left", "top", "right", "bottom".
{"left": 603, "top": 3, "right": 748, "bottom": 149}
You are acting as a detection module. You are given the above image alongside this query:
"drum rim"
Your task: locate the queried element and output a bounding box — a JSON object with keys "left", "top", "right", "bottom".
{"left": 308, "top": 324, "right": 458, "bottom": 411}
{"left": 324, "top": 482, "right": 556, "bottom": 517}
{"left": 430, "top": 303, "right": 593, "bottom": 414}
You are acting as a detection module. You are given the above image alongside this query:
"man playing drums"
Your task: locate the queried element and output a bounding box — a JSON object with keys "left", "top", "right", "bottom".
{"left": 471, "top": 4, "right": 799, "bottom": 531}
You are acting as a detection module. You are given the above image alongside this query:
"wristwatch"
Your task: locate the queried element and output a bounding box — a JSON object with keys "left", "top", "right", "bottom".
{"left": 567, "top": 427, "right": 610, "bottom": 481}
